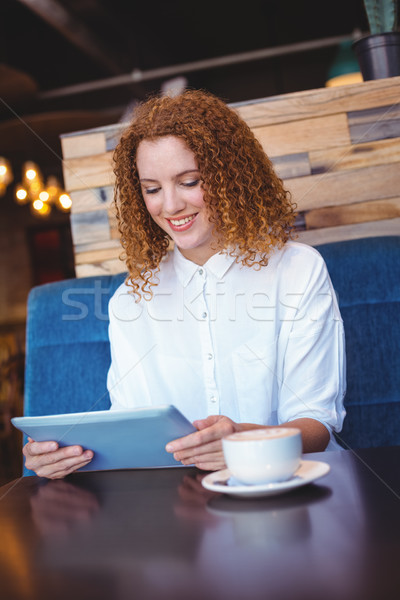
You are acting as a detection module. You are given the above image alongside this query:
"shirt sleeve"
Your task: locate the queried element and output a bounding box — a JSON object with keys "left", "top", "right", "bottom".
{"left": 277, "top": 248, "right": 346, "bottom": 435}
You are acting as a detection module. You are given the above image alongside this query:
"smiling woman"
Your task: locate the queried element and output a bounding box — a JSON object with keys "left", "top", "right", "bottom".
{"left": 113, "top": 90, "right": 295, "bottom": 299}
{"left": 23, "top": 90, "right": 346, "bottom": 479}
{"left": 136, "top": 136, "right": 217, "bottom": 265}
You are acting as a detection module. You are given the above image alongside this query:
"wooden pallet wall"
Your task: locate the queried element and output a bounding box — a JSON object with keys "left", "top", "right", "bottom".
{"left": 61, "top": 76, "right": 400, "bottom": 277}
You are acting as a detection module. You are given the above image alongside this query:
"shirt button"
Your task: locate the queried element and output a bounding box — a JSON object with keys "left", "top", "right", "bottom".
{"left": 210, "top": 396, "right": 217, "bottom": 403}
{"left": 198, "top": 268, "right": 204, "bottom": 275}
{"left": 207, "top": 353, "right": 213, "bottom": 360}
{"left": 202, "top": 311, "right": 207, "bottom": 319}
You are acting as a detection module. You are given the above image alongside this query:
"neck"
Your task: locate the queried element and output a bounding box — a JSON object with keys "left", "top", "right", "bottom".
{"left": 177, "top": 245, "right": 223, "bottom": 265}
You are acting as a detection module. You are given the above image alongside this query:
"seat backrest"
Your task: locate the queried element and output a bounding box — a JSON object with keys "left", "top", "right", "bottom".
{"left": 24, "top": 272, "right": 126, "bottom": 419}
{"left": 315, "top": 236, "right": 400, "bottom": 450}
{"left": 23, "top": 272, "right": 126, "bottom": 475}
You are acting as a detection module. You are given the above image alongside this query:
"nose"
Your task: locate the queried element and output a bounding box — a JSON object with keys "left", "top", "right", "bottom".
{"left": 163, "top": 186, "right": 186, "bottom": 215}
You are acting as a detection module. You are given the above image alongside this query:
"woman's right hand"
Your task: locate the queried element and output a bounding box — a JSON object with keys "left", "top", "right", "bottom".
{"left": 23, "top": 438, "right": 94, "bottom": 479}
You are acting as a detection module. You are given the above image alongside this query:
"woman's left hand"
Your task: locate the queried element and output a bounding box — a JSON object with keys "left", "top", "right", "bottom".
{"left": 165, "top": 415, "right": 240, "bottom": 471}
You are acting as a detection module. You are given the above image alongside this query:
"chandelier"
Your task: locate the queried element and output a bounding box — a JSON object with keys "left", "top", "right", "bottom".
{"left": 0, "top": 157, "right": 72, "bottom": 216}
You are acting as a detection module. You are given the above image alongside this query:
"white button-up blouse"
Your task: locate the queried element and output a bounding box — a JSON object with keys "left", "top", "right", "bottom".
{"left": 107, "top": 242, "right": 346, "bottom": 449}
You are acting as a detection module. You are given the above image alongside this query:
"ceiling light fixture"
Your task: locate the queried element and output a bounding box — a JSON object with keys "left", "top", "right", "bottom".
{"left": 14, "top": 162, "right": 72, "bottom": 216}
{"left": 325, "top": 39, "right": 363, "bottom": 87}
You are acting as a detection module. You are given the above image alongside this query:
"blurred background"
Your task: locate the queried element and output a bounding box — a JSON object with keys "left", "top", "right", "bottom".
{"left": 0, "top": 0, "right": 370, "bottom": 482}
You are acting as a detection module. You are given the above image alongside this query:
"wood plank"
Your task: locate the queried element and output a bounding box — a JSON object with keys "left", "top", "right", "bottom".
{"left": 70, "top": 186, "right": 114, "bottom": 214}
{"left": 285, "top": 163, "right": 400, "bottom": 211}
{"left": 305, "top": 197, "right": 400, "bottom": 229}
{"left": 109, "top": 209, "right": 119, "bottom": 239}
{"left": 61, "top": 132, "right": 107, "bottom": 159}
{"left": 234, "top": 76, "right": 400, "bottom": 127}
{"left": 294, "top": 212, "right": 306, "bottom": 230}
{"left": 74, "top": 239, "right": 121, "bottom": 254}
{"left": 74, "top": 245, "right": 121, "bottom": 265}
{"left": 270, "top": 153, "right": 311, "bottom": 179}
{"left": 75, "top": 258, "right": 126, "bottom": 278}
{"left": 61, "top": 122, "right": 127, "bottom": 154}
{"left": 296, "top": 217, "right": 400, "bottom": 246}
{"left": 348, "top": 104, "right": 400, "bottom": 144}
{"left": 70, "top": 210, "right": 111, "bottom": 245}
{"left": 105, "top": 126, "right": 126, "bottom": 152}
{"left": 348, "top": 103, "right": 400, "bottom": 127}
{"left": 60, "top": 79, "right": 400, "bottom": 153}
{"left": 63, "top": 152, "right": 114, "bottom": 192}
{"left": 309, "top": 138, "right": 400, "bottom": 174}
{"left": 255, "top": 114, "right": 350, "bottom": 156}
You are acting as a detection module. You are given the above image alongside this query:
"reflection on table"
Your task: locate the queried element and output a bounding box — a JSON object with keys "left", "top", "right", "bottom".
{"left": 0, "top": 447, "right": 399, "bottom": 600}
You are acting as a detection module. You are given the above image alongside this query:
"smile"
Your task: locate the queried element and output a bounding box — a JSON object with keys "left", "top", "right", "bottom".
{"left": 167, "top": 213, "right": 198, "bottom": 231}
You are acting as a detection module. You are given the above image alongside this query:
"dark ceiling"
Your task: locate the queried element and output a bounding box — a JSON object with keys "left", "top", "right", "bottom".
{"left": 0, "top": 0, "right": 369, "bottom": 178}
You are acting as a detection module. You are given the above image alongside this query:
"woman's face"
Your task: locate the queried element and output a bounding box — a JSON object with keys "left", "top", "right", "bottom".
{"left": 136, "top": 135, "right": 219, "bottom": 265}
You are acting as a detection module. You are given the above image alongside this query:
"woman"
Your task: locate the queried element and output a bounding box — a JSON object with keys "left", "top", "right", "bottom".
{"left": 24, "top": 90, "right": 346, "bottom": 478}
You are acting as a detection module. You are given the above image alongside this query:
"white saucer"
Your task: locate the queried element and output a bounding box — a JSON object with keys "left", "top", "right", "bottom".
{"left": 201, "top": 460, "right": 330, "bottom": 498}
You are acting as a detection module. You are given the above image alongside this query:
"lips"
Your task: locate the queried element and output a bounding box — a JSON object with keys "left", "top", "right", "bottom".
{"left": 166, "top": 213, "right": 198, "bottom": 232}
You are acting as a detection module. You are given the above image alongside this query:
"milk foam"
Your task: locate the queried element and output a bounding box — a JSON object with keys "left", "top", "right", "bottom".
{"left": 226, "top": 428, "right": 298, "bottom": 441}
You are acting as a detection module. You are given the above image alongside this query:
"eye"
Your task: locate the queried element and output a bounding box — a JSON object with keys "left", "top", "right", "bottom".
{"left": 181, "top": 179, "right": 200, "bottom": 188}
{"left": 142, "top": 186, "right": 160, "bottom": 195}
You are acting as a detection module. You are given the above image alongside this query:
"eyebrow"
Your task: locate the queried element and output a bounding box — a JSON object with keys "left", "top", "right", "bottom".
{"left": 139, "top": 169, "right": 200, "bottom": 182}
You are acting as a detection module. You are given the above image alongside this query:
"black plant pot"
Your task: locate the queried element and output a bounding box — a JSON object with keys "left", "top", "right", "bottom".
{"left": 353, "top": 32, "right": 400, "bottom": 80}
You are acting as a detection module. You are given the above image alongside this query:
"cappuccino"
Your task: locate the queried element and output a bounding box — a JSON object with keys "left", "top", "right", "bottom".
{"left": 226, "top": 428, "right": 296, "bottom": 442}
{"left": 222, "top": 427, "right": 302, "bottom": 485}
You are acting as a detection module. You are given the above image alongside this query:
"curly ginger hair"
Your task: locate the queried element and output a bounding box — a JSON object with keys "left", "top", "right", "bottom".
{"left": 113, "top": 89, "right": 296, "bottom": 299}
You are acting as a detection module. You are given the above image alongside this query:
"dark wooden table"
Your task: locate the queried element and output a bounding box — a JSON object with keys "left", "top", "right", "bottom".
{"left": 1, "top": 447, "right": 399, "bottom": 600}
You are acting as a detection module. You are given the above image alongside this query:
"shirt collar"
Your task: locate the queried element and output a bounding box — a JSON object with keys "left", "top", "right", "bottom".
{"left": 172, "top": 245, "right": 236, "bottom": 287}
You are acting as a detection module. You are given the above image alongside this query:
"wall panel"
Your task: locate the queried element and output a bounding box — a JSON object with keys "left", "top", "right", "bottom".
{"left": 61, "top": 76, "right": 400, "bottom": 276}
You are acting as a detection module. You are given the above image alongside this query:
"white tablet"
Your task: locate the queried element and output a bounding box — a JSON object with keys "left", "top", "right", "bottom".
{"left": 12, "top": 405, "right": 197, "bottom": 472}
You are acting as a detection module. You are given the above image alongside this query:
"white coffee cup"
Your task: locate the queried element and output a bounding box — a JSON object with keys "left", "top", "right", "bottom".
{"left": 222, "top": 428, "right": 302, "bottom": 485}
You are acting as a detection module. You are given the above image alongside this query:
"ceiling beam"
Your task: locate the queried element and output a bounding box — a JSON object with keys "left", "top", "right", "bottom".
{"left": 16, "top": 0, "right": 124, "bottom": 75}
{"left": 39, "top": 33, "right": 360, "bottom": 100}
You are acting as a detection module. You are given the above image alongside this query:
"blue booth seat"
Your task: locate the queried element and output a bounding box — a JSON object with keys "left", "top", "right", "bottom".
{"left": 22, "top": 236, "right": 400, "bottom": 474}
{"left": 316, "top": 236, "right": 400, "bottom": 450}
{"left": 24, "top": 273, "right": 125, "bottom": 419}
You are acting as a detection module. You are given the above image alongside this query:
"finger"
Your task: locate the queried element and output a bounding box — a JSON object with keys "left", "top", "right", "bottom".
{"left": 179, "top": 449, "right": 225, "bottom": 467}
{"left": 174, "top": 439, "right": 221, "bottom": 461}
{"left": 55, "top": 457, "right": 94, "bottom": 479}
{"left": 35, "top": 454, "right": 93, "bottom": 478}
{"left": 179, "top": 450, "right": 226, "bottom": 470}
{"left": 192, "top": 415, "right": 222, "bottom": 430}
{"left": 167, "top": 420, "right": 234, "bottom": 453}
{"left": 27, "top": 445, "right": 87, "bottom": 468}
{"left": 166, "top": 417, "right": 224, "bottom": 452}
{"left": 35, "top": 453, "right": 93, "bottom": 479}
{"left": 166, "top": 430, "right": 204, "bottom": 453}
{"left": 24, "top": 440, "right": 59, "bottom": 457}
{"left": 27, "top": 447, "right": 93, "bottom": 474}
{"left": 43, "top": 465, "right": 89, "bottom": 481}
